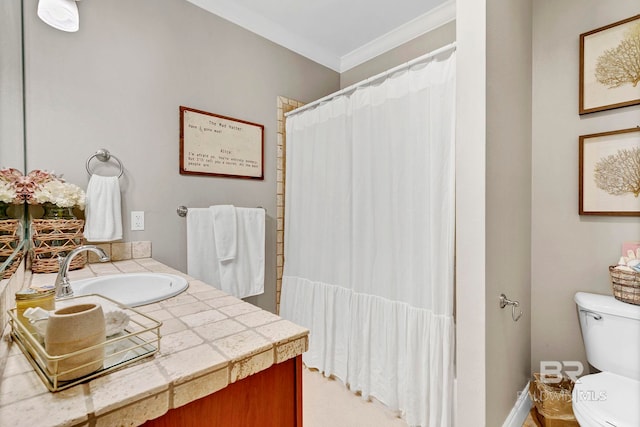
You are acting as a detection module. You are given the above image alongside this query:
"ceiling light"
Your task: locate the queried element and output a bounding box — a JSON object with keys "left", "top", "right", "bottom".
{"left": 37, "top": 0, "right": 80, "bottom": 32}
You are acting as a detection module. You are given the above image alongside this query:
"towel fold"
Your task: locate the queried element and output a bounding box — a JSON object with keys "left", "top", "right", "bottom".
{"left": 186, "top": 206, "right": 265, "bottom": 299}
{"left": 217, "top": 207, "right": 265, "bottom": 298}
{"left": 211, "top": 205, "right": 237, "bottom": 261}
{"left": 84, "top": 175, "right": 122, "bottom": 242}
{"left": 187, "top": 208, "right": 221, "bottom": 288}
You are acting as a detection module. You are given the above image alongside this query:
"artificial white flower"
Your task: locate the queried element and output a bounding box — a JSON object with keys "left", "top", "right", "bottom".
{"left": 32, "top": 180, "right": 85, "bottom": 209}
{"left": 0, "top": 181, "right": 17, "bottom": 204}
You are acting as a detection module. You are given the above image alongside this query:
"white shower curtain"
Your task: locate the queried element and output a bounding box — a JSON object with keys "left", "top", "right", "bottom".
{"left": 281, "top": 50, "right": 456, "bottom": 427}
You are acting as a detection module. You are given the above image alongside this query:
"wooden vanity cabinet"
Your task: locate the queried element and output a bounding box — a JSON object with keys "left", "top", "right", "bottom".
{"left": 144, "top": 355, "right": 303, "bottom": 427}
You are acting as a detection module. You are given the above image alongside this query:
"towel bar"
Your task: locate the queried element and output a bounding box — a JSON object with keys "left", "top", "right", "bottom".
{"left": 177, "top": 205, "right": 265, "bottom": 217}
{"left": 86, "top": 149, "right": 124, "bottom": 178}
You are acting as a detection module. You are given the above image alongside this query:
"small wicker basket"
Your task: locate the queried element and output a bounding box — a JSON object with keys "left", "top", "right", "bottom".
{"left": 2, "top": 250, "right": 24, "bottom": 279}
{"left": 30, "top": 219, "right": 86, "bottom": 273}
{"left": 609, "top": 265, "right": 640, "bottom": 306}
{"left": 1, "top": 219, "right": 22, "bottom": 278}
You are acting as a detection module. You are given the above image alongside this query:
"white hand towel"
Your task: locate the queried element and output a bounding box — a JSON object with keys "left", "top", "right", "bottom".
{"left": 103, "top": 306, "right": 130, "bottom": 336}
{"left": 210, "top": 205, "right": 237, "bottom": 261}
{"left": 218, "top": 207, "right": 265, "bottom": 298}
{"left": 187, "top": 208, "right": 221, "bottom": 288}
{"left": 84, "top": 175, "right": 122, "bottom": 242}
{"left": 24, "top": 302, "right": 129, "bottom": 337}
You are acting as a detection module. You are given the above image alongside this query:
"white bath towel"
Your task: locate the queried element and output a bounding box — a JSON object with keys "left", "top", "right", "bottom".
{"left": 210, "top": 205, "right": 237, "bottom": 261}
{"left": 217, "top": 207, "right": 265, "bottom": 298}
{"left": 186, "top": 208, "right": 221, "bottom": 288}
{"left": 84, "top": 175, "right": 122, "bottom": 242}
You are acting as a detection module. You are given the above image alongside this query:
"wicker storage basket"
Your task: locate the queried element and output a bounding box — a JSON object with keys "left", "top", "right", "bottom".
{"left": 609, "top": 265, "right": 640, "bottom": 306}
{"left": 30, "top": 219, "right": 86, "bottom": 273}
{"left": 1, "top": 219, "right": 22, "bottom": 278}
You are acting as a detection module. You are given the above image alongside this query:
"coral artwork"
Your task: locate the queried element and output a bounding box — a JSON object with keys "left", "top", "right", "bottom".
{"left": 593, "top": 147, "right": 640, "bottom": 197}
{"left": 595, "top": 22, "right": 640, "bottom": 89}
{"left": 580, "top": 15, "right": 640, "bottom": 114}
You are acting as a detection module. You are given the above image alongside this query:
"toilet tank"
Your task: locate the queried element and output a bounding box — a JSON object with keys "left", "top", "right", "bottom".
{"left": 574, "top": 292, "right": 640, "bottom": 380}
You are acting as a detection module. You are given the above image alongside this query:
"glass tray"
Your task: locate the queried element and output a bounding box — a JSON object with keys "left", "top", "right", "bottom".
{"left": 8, "top": 294, "right": 162, "bottom": 392}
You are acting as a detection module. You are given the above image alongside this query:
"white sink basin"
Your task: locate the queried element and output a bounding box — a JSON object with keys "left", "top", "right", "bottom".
{"left": 71, "top": 273, "right": 189, "bottom": 307}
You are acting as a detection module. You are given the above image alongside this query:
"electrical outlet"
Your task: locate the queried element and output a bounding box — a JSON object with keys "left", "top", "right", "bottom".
{"left": 131, "top": 211, "right": 144, "bottom": 231}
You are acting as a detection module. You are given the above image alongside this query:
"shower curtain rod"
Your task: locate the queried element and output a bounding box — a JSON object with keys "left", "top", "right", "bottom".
{"left": 285, "top": 42, "right": 457, "bottom": 118}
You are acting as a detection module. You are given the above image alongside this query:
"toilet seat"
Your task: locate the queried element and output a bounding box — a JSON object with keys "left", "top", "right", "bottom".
{"left": 572, "top": 372, "right": 640, "bottom": 427}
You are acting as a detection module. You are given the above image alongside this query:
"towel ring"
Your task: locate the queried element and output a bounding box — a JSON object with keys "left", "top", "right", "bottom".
{"left": 499, "top": 293, "right": 523, "bottom": 322}
{"left": 86, "top": 149, "right": 124, "bottom": 178}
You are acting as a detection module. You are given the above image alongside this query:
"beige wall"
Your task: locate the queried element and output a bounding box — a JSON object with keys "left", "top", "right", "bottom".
{"left": 485, "top": 0, "right": 532, "bottom": 425}
{"left": 339, "top": 21, "right": 456, "bottom": 89}
{"left": 22, "top": 0, "right": 339, "bottom": 313}
{"left": 0, "top": 0, "right": 25, "bottom": 169}
{"left": 531, "top": 1, "right": 640, "bottom": 374}
{"left": 456, "top": 0, "right": 533, "bottom": 424}
{"left": 455, "top": 0, "right": 487, "bottom": 424}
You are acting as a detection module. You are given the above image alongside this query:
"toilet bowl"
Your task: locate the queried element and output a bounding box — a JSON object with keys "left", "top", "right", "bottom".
{"left": 573, "top": 292, "right": 640, "bottom": 427}
{"left": 572, "top": 371, "right": 640, "bottom": 426}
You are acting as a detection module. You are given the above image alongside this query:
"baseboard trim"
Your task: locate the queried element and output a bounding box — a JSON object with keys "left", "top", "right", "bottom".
{"left": 502, "top": 381, "right": 532, "bottom": 427}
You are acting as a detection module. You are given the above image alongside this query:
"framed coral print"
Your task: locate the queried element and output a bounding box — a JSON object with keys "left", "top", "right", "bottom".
{"left": 179, "top": 106, "right": 264, "bottom": 180}
{"left": 579, "top": 15, "right": 640, "bottom": 114}
{"left": 579, "top": 127, "right": 640, "bottom": 216}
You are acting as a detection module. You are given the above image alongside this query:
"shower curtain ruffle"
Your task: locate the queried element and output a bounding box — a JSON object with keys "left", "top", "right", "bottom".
{"left": 281, "top": 277, "right": 454, "bottom": 426}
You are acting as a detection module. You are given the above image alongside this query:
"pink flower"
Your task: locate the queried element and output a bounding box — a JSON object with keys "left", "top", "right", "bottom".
{"left": 0, "top": 168, "right": 23, "bottom": 203}
{"left": 0, "top": 168, "right": 23, "bottom": 183}
{"left": 17, "top": 170, "right": 59, "bottom": 203}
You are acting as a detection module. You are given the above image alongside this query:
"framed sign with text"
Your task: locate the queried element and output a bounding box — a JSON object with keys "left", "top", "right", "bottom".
{"left": 179, "top": 106, "right": 264, "bottom": 179}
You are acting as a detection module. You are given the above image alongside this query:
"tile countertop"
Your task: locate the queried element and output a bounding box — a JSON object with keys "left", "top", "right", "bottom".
{"left": 0, "top": 258, "right": 309, "bottom": 427}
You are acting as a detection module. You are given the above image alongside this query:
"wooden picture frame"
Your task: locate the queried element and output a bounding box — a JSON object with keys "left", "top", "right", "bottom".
{"left": 579, "top": 127, "right": 640, "bottom": 216}
{"left": 579, "top": 14, "right": 640, "bottom": 115}
{"left": 179, "top": 106, "right": 264, "bottom": 180}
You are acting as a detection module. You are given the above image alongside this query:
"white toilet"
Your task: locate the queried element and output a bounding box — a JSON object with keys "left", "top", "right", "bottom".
{"left": 573, "top": 292, "right": 640, "bottom": 427}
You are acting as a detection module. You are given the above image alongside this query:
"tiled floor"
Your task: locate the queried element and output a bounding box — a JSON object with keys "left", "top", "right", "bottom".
{"left": 303, "top": 367, "right": 409, "bottom": 427}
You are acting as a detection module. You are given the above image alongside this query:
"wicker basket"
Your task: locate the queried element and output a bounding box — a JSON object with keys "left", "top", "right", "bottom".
{"left": 1, "top": 219, "right": 22, "bottom": 278}
{"left": 2, "top": 250, "right": 24, "bottom": 279}
{"left": 30, "top": 219, "right": 86, "bottom": 273}
{"left": 609, "top": 265, "right": 640, "bottom": 306}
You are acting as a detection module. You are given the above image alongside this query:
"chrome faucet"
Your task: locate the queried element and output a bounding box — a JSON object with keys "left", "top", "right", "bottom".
{"left": 54, "top": 245, "right": 110, "bottom": 299}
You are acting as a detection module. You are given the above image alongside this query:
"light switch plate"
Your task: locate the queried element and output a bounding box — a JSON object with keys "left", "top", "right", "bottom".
{"left": 131, "top": 211, "right": 144, "bottom": 231}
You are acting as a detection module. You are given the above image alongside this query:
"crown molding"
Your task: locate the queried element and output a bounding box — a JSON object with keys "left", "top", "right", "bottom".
{"left": 186, "top": 0, "right": 455, "bottom": 73}
{"left": 339, "top": 0, "right": 456, "bottom": 72}
{"left": 186, "top": 0, "right": 340, "bottom": 70}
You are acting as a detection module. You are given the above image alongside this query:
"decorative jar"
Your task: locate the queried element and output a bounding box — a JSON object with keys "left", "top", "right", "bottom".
{"left": 45, "top": 303, "right": 106, "bottom": 381}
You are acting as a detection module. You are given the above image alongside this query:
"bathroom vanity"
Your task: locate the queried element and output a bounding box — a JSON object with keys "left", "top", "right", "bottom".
{"left": 0, "top": 257, "right": 308, "bottom": 427}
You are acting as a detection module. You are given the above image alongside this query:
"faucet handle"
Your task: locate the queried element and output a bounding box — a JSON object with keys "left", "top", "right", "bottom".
{"left": 57, "top": 255, "right": 65, "bottom": 269}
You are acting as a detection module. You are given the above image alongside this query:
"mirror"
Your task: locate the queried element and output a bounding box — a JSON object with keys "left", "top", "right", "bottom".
{"left": 0, "top": 0, "right": 27, "bottom": 280}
